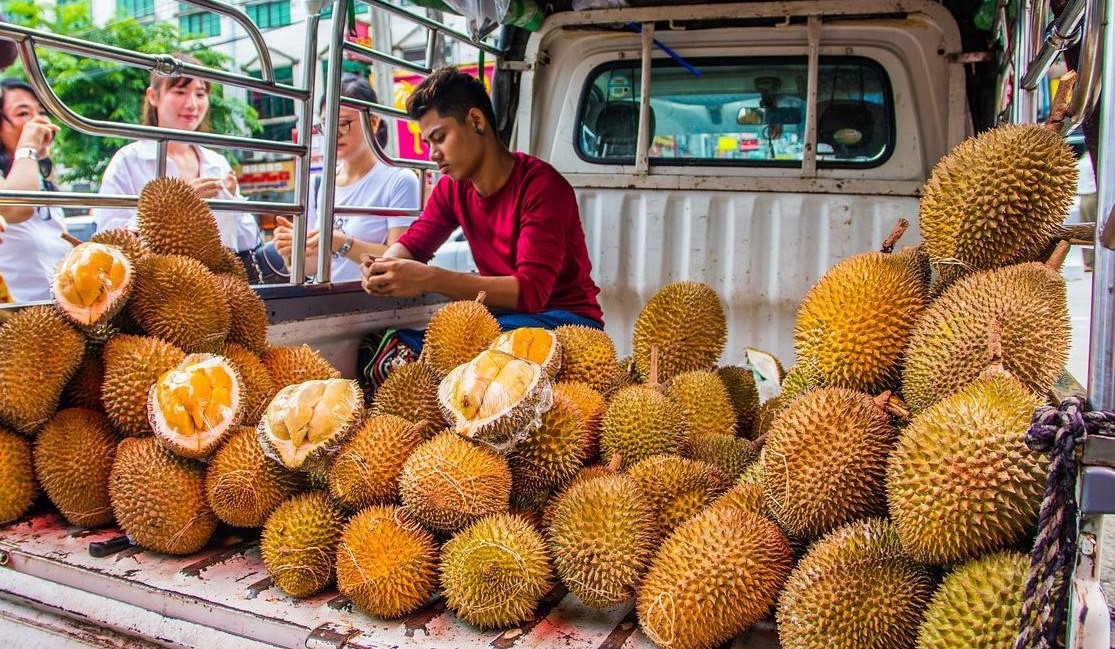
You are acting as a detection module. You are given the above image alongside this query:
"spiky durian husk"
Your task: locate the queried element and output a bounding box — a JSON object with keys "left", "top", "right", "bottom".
{"left": 328, "top": 414, "right": 423, "bottom": 511}
{"left": 916, "top": 551, "right": 1029, "bottom": 649}
{"left": 0, "top": 305, "right": 86, "bottom": 435}
{"left": 716, "top": 365, "right": 761, "bottom": 437}
{"left": 627, "top": 454, "right": 730, "bottom": 538}
{"left": 599, "top": 384, "right": 686, "bottom": 469}
{"left": 553, "top": 325, "right": 619, "bottom": 392}
{"left": 219, "top": 343, "right": 274, "bottom": 426}
{"left": 422, "top": 299, "right": 501, "bottom": 378}
{"left": 887, "top": 374, "right": 1046, "bottom": 565}
{"left": 136, "top": 176, "right": 226, "bottom": 270}
{"left": 780, "top": 361, "right": 825, "bottom": 401}
{"left": 552, "top": 381, "right": 606, "bottom": 463}
{"left": 440, "top": 513, "right": 553, "bottom": 629}
{"left": 61, "top": 344, "right": 105, "bottom": 411}
{"left": 901, "top": 261, "right": 1069, "bottom": 414}
{"left": 88, "top": 227, "right": 149, "bottom": 265}
{"left": 102, "top": 335, "right": 186, "bottom": 437}
{"left": 637, "top": 506, "right": 792, "bottom": 649}
{"left": 262, "top": 344, "right": 341, "bottom": 390}
{"left": 34, "top": 408, "right": 117, "bottom": 527}
{"left": 335, "top": 505, "right": 439, "bottom": 619}
{"left": 760, "top": 388, "right": 896, "bottom": 541}
{"left": 920, "top": 123, "right": 1077, "bottom": 286}
{"left": 0, "top": 426, "right": 36, "bottom": 524}
{"left": 793, "top": 251, "right": 929, "bottom": 395}
{"left": 508, "top": 393, "right": 587, "bottom": 500}
{"left": 109, "top": 437, "right": 217, "bottom": 555}
{"left": 128, "top": 254, "right": 231, "bottom": 353}
{"left": 683, "top": 432, "right": 756, "bottom": 480}
{"left": 707, "top": 463, "right": 769, "bottom": 519}
{"left": 666, "top": 370, "right": 737, "bottom": 437}
{"left": 633, "top": 282, "right": 727, "bottom": 382}
{"left": 777, "top": 518, "right": 933, "bottom": 649}
{"left": 547, "top": 473, "right": 655, "bottom": 608}
{"left": 369, "top": 361, "right": 447, "bottom": 437}
{"left": 213, "top": 274, "right": 268, "bottom": 355}
{"left": 209, "top": 246, "right": 249, "bottom": 281}
{"left": 205, "top": 426, "right": 304, "bottom": 528}
{"left": 261, "top": 490, "right": 346, "bottom": 597}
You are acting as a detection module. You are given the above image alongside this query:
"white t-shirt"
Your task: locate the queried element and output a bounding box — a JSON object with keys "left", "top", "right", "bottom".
{"left": 308, "top": 162, "right": 420, "bottom": 282}
{"left": 92, "top": 141, "right": 261, "bottom": 252}
{"left": 0, "top": 170, "right": 70, "bottom": 302}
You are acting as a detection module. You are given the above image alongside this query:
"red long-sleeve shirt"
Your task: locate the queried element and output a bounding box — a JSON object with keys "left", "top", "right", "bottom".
{"left": 397, "top": 153, "right": 603, "bottom": 324}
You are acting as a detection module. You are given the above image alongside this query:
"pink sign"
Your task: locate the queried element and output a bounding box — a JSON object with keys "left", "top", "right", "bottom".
{"left": 393, "top": 63, "right": 495, "bottom": 161}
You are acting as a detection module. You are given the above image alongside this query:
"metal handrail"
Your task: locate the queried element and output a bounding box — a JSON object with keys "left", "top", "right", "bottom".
{"left": 1062, "top": 0, "right": 1103, "bottom": 133}
{"left": 359, "top": 0, "right": 503, "bottom": 55}
{"left": 1021, "top": 0, "right": 1085, "bottom": 89}
{"left": 181, "top": 0, "right": 276, "bottom": 82}
{"left": 0, "top": 191, "right": 304, "bottom": 214}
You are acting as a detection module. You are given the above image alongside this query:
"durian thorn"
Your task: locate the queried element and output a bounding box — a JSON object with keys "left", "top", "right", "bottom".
{"left": 474, "top": 290, "right": 487, "bottom": 305}
{"left": 1043, "top": 71, "right": 1076, "bottom": 132}
{"left": 1045, "top": 240, "right": 1072, "bottom": 271}
{"left": 880, "top": 218, "right": 910, "bottom": 253}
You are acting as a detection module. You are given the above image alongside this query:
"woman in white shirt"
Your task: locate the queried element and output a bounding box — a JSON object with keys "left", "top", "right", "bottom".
{"left": 92, "top": 54, "right": 260, "bottom": 255}
{"left": 0, "top": 78, "right": 70, "bottom": 302}
{"left": 271, "top": 76, "right": 419, "bottom": 282}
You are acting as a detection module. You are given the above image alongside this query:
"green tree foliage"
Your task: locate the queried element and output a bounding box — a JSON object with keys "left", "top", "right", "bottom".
{"left": 3, "top": 1, "right": 259, "bottom": 183}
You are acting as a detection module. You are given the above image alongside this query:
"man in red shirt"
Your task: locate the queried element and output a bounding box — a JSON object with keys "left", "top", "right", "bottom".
{"left": 358, "top": 67, "right": 603, "bottom": 395}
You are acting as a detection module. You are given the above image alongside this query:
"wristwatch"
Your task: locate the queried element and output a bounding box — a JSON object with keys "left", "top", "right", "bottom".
{"left": 333, "top": 235, "right": 354, "bottom": 259}
{"left": 13, "top": 147, "right": 39, "bottom": 162}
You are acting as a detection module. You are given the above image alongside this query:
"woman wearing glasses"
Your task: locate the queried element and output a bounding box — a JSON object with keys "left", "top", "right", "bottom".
{"left": 0, "top": 78, "right": 69, "bottom": 302}
{"left": 92, "top": 55, "right": 260, "bottom": 260}
{"left": 271, "top": 76, "right": 419, "bottom": 282}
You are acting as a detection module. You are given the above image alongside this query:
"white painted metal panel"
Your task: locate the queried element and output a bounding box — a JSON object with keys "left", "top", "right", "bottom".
{"left": 578, "top": 187, "right": 921, "bottom": 366}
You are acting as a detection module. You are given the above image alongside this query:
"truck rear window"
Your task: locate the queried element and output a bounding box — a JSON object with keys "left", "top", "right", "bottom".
{"left": 576, "top": 57, "right": 893, "bottom": 168}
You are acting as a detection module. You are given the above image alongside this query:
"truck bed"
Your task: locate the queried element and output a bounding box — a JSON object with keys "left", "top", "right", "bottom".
{"left": 0, "top": 511, "right": 781, "bottom": 649}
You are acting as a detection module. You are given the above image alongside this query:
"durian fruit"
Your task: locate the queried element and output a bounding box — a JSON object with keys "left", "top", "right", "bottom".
{"left": 51, "top": 242, "right": 132, "bottom": 329}
{"left": 637, "top": 506, "right": 792, "bottom": 649}
{"left": 683, "top": 432, "right": 756, "bottom": 480}
{"left": 102, "top": 335, "right": 186, "bottom": 437}
{"left": 760, "top": 388, "right": 897, "bottom": 541}
{"left": 919, "top": 123, "right": 1077, "bottom": 286}
{"left": 0, "top": 305, "right": 86, "bottom": 434}
{"left": 666, "top": 370, "right": 737, "bottom": 437}
{"left": 707, "top": 463, "right": 769, "bottom": 519}
{"left": 109, "top": 437, "right": 217, "bottom": 555}
{"left": 553, "top": 381, "right": 606, "bottom": 462}
{"left": 148, "top": 353, "right": 242, "bottom": 460}
{"left": 793, "top": 244, "right": 929, "bottom": 395}
{"left": 440, "top": 513, "right": 553, "bottom": 629}
{"left": 0, "top": 426, "right": 36, "bottom": 524}
{"left": 554, "top": 325, "right": 619, "bottom": 392}
{"left": 219, "top": 342, "right": 274, "bottom": 426}
{"left": 599, "top": 351, "right": 686, "bottom": 469}
{"left": 716, "top": 365, "right": 761, "bottom": 438}
{"left": 213, "top": 274, "right": 268, "bottom": 355}
{"left": 137, "top": 176, "right": 226, "bottom": 270}
{"left": 398, "top": 431, "right": 512, "bottom": 534}
{"left": 262, "top": 344, "right": 341, "bottom": 390}
{"left": 752, "top": 395, "right": 788, "bottom": 439}
{"left": 369, "top": 361, "right": 447, "bottom": 436}
{"left": 422, "top": 293, "right": 501, "bottom": 377}
{"left": 437, "top": 349, "right": 552, "bottom": 450}
{"left": 777, "top": 518, "right": 934, "bottom": 649}
{"left": 489, "top": 327, "right": 562, "bottom": 378}
{"left": 888, "top": 368, "right": 1046, "bottom": 565}
{"left": 902, "top": 257, "right": 1070, "bottom": 414}
{"left": 547, "top": 473, "right": 655, "bottom": 608}
{"left": 209, "top": 247, "right": 249, "bottom": 282}
{"left": 916, "top": 551, "right": 1029, "bottom": 649}
{"left": 128, "top": 254, "right": 231, "bottom": 353}
{"left": 88, "top": 227, "right": 149, "bottom": 264}
{"left": 508, "top": 392, "right": 587, "bottom": 501}
{"left": 261, "top": 490, "right": 346, "bottom": 597}
{"left": 633, "top": 281, "right": 727, "bottom": 382}
{"left": 33, "top": 408, "right": 117, "bottom": 527}
{"left": 335, "top": 505, "right": 439, "bottom": 619}
{"left": 328, "top": 414, "right": 423, "bottom": 511}
{"left": 780, "top": 361, "right": 825, "bottom": 401}
{"left": 626, "top": 455, "right": 729, "bottom": 537}
{"left": 62, "top": 344, "right": 105, "bottom": 411}
{"left": 258, "top": 378, "right": 362, "bottom": 473}
{"left": 204, "top": 426, "right": 304, "bottom": 528}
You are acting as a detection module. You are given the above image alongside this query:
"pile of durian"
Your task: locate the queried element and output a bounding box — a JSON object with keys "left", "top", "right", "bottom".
{"left": 0, "top": 120, "right": 1084, "bottom": 649}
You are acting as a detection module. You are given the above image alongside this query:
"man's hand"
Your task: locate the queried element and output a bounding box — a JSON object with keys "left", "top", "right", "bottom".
{"left": 361, "top": 256, "right": 435, "bottom": 298}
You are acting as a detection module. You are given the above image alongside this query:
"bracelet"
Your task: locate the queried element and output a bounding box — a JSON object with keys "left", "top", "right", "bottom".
{"left": 333, "top": 235, "right": 354, "bottom": 259}
{"left": 13, "top": 147, "right": 38, "bottom": 162}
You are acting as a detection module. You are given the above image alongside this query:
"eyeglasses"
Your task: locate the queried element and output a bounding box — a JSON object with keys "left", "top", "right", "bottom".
{"left": 313, "top": 119, "right": 355, "bottom": 136}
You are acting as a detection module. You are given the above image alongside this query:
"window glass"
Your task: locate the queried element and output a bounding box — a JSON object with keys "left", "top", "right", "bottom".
{"left": 576, "top": 57, "right": 893, "bottom": 167}
{"left": 178, "top": 10, "right": 221, "bottom": 38}
{"left": 249, "top": 66, "right": 296, "bottom": 141}
{"left": 117, "top": 0, "right": 154, "bottom": 18}
{"left": 246, "top": 0, "right": 292, "bottom": 29}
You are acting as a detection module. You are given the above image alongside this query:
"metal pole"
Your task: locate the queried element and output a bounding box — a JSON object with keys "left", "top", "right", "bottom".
{"left": 315, "top": 0, "right": 351, "bottom": 282}
{"left": 635, "top": 22, "right": 653, "bottom": 174}
{"left": 802, "top": 15, "right": 821, "bottom": 177}
{"left": 289, "top": 3, "right": 325, "bottom": 285}
{"left": 1011, "top": 0, "right": 1038, "bottom": 123}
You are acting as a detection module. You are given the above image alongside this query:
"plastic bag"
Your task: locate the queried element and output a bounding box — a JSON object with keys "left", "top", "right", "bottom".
{"left": 443, "top": 0, "right": 546, "bottom": 38}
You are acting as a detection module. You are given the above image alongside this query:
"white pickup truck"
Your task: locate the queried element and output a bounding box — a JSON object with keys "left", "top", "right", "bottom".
{"left": 1, "top": 0, "right": 1111, "bottom": 646}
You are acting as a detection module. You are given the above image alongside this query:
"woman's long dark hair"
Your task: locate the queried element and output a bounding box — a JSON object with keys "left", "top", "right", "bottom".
{"left": 0, "top": 78, "right": 55, "bottom": 189}
{"left": 321, "top": 74, "right": 389, "bottom": 147}
{"left": 141, "top": 53, "right": 212, "bottom": 131}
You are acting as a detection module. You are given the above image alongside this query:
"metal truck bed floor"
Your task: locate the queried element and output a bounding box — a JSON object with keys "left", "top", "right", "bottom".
{"left": 0, "top": 512, "right": 780, "bottom": 648}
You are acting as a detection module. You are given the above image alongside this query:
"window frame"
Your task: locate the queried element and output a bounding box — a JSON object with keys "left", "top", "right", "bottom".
{"left": 177, "top": 6, "right": 221, "bottom": 39}
{"left": 573, "top": 55, "right": 896, "bottom": 170}
{"left": 246, "top": 0, "right": 292, "bottom": 29}
{"left": 117, "top": 0, "right": 155, "bottom": 19}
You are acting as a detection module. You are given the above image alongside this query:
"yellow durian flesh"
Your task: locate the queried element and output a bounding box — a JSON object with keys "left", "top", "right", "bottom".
{"left": 259, "top": 379, "right": 362, "bottom": 471}
{"left": 488, "top": 327, "right": 562, "bottom": 378}
{"left": 52, "top": 242, "right": 133, "bottom": 327}
{"left": 149, "top": 353, "right": 241, "bottom": 459}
